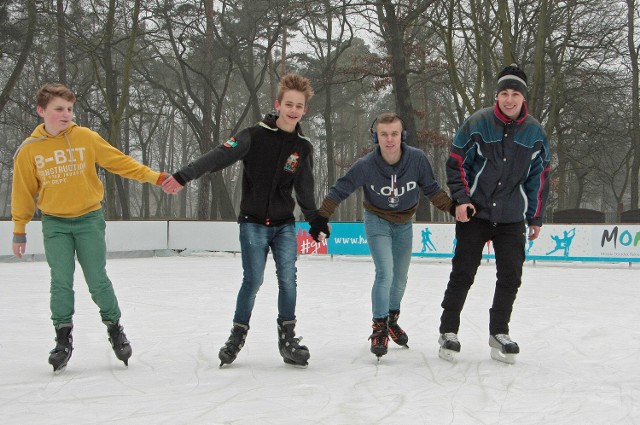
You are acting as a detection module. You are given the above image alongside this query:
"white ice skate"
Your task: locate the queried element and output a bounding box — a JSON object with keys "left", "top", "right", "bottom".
{"left": 438, "top": 333, "right": 461, "bottom": 362}
{"left": 489, "top": 334, "right": 519, "bottom": 364}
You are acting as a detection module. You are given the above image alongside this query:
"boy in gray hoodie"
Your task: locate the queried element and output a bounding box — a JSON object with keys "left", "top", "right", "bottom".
{"left": 309, "top": 112, "right": 454, "bottom": 360}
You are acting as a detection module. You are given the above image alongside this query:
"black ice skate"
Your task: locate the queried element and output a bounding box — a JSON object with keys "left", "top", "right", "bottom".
{"left": 105, "top": 320, "right": 132, "bottom": 366}
{"left": 277, "top": 319, "right": 310, "bottom": 368}
{"left": 48, "top": 323, "right": 73, "bottom": 372}
{"left": 369, "top": 318, "right": 389, "bottom": 361}
{"left": 489, "top": 334, "right": 519, "bottom": 364}
{"left": 219, "top": 323, "right": 249, "bottom": 367}
{"left": 438, "top": 332, "right": 461, "bottom": 362}
{"left": 388, "top": 310, "right": 409, "bottom": 348}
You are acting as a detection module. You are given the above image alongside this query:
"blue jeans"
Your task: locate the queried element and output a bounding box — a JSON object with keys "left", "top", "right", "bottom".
{"left": 364, "top": 210, "right": 413, "bottom": 319}
{"left": 233, "top": 223, "right": 298, "bottom": 325}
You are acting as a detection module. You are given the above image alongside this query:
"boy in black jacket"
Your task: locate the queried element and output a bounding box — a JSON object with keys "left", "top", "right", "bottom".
{"left": 162, "top": 74, "right": 320, "bottom": 368}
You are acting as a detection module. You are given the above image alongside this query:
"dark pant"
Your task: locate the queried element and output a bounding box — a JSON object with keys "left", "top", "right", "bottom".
{"left": 439, "top": 218, "right": 526, "bottom": 335}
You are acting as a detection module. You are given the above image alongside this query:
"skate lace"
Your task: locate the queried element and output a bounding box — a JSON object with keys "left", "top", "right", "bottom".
{"left": 369, "top": 327, "right": 388, "bottom": 346}
{"left": 285, "top": 336, "right": 305, "bottom": 349}
{"left": 442, "top": 332, "right": 459, "bottom": 343}
{"left": 226, "top": 330, "right": 247, "bottom": 349}
{"left": 53, "top": 336, "right": 72, "bottom": 351}
{"left": 109, "top": 326, "right": 129, "bottom": 348}
{"left": 388, "top": 322, "right": 405, "bottom": 339}
{"left": 51, "top": 344, "right": 70, "bottom": 354}
{"left": 493, "top": 334, "right": 513, "bottom": 345}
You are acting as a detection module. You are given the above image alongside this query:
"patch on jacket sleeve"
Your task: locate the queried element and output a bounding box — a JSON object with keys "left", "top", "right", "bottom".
{"left": 284, "top": 152, "right": 300, "bottom": 173}
{"left": 223, "top": 137, "right": 238, "bottom": 148}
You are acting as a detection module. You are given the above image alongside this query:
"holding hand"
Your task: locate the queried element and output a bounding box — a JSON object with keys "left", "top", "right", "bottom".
{"left": 309, "top": 216, "right": 330, "bottom": 242}
{"left": 162, "top": 175, "right": 184, "bottom": 195}
{"left": 528, "top": 225, "right": 541, "bottom": 241}
{"left": 455, "top": 203, "right": 475, "bottom": 222}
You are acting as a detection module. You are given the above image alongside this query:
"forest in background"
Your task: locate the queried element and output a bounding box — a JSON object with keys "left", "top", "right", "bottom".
{"left": 1, "top": 0, "right": 639, "bottom": 223}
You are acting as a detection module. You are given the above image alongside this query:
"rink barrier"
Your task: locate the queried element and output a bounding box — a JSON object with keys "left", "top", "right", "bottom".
{"left": 1, "top": 220, "right": 638, "bottom": 265}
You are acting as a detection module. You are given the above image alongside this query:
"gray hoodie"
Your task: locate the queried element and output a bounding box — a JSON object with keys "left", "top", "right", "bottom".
{"left": 326, "top": 143, "right": 443, "bottom": 221}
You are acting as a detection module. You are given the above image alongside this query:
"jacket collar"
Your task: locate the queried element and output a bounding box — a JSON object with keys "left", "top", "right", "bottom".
{"left": 257, "top": 113, "right": 310, "bottom": 141}
{"left": 493, "top": 100, "right": 528, "bottom": 125}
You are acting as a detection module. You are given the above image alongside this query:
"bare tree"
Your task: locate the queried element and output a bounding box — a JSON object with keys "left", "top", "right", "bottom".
{"left": 103, "top": 0, "right": 143, "bottom": 219}
{"left": 367, "top": 0, "right": 438, "bottom": 145}
{"left": 56, "top": 0, "right": 67, "bottom": 84}
{"left": 627, "top": 0, "right": 640, "bottom": 209}
{"left": 298, "top": 0, "right": 355, "bottom": 193}
{"left": 0, "top": 0, "right": 36, "bottom": 114}
{"left": 0, "top": 0, "right": 638, "bottom": 223}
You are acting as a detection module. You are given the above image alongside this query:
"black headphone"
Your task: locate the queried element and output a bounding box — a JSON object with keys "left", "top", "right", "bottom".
{"left": 369, "top": 114, "right": 408, "bottom": 144}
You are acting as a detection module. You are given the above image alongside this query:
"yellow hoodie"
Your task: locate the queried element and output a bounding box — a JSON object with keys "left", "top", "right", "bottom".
{"left": 12, "top": 122, "right": 163, "bottom": 234}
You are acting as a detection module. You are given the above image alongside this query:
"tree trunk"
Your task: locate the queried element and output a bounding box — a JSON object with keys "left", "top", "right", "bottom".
{"left": 627, "top": 0, "right": 640, "bottom": 209}
{"left": 0, "top": 0, "right": 36, "bottom": 114}
{"left": 56, "top": 0, "right": 67, "bottom": 84}
{"left": 376, "top": 1, "right": 418, "bottom": 147}
{"left": 102, "top": 0, "right": 141, "bottom": 219}
{"left": 199, "top": 0, "right": 216, "bottom": 220}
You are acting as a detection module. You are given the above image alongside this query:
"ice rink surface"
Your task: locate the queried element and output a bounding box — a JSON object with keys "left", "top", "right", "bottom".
{"left": 1, "top": 252, "right": 639, "bottom": 425}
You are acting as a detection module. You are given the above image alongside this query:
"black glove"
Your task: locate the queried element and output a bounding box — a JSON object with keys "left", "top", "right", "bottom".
{"left": 466, "top": 206, "right": 475, "bottom": 219}
{"left": 450, "top": 203, "right": 476, "bottom": 219}
{"left": 309, "top": 216, "right": 330, "bottom": 242}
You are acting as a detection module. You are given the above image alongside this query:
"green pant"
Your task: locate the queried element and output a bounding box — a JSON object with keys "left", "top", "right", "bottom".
{"left": 42, "top": 209, "right": 121, "bottom": 327}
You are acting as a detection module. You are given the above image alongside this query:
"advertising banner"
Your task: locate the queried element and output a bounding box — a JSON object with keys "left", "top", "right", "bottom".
{"left": 296, "top": 222, "right": 640, "bottom": 263}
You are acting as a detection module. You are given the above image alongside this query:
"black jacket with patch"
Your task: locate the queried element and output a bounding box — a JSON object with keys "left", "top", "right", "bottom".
{"left": 173, "top": 114, "right": 318, "bottom": 226}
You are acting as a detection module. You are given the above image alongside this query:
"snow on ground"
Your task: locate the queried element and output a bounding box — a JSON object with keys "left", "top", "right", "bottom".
{"left": 1, "top": 253, "right": 639, "bottom": 425}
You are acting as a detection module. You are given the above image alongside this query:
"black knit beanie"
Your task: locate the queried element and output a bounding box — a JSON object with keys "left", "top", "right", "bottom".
{"left": 496, "top": 63, "right": 528, "bottom": 97}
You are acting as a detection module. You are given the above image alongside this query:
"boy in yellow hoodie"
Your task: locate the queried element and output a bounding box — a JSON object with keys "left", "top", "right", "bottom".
{"left": 11, "top": 83, "right": 167, "bottom": 372}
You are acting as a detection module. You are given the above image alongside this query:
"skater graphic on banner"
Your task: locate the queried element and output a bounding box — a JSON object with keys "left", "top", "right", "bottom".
{"left": 546, "top": 228, "right": 576, "bottom": 257}
{"left": 421, "top": 228, "right": 436, "bottom": 253}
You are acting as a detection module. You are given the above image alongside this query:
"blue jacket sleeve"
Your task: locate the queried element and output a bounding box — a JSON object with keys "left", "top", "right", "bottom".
{"left": 326, "top": 160, "right": 366, "bottom": 204}
{"left": 524, "top": 138, "right": 551, "bottom": 226}
{"left": 446, "top": 121, "right": 475, "bottom": 204}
